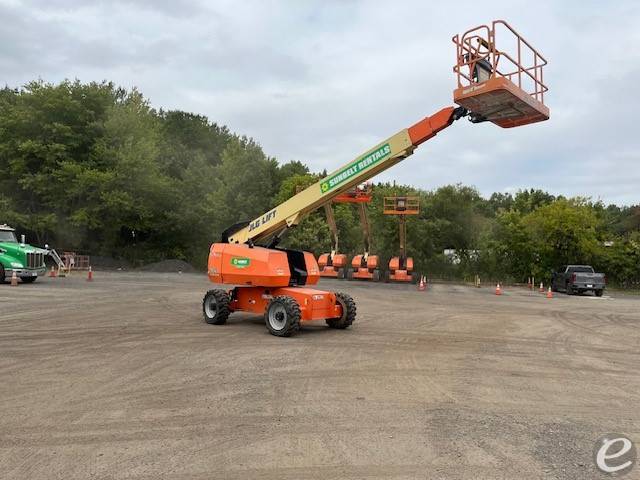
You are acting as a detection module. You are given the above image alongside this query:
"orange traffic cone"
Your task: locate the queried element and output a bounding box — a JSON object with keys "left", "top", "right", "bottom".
{"left": 539, "top": 282, "right": 544, "bottom": 293}
{"left": 87, "top": 266, "right": 93, "bottom": 282}
{"left": 48, "top": 266, "right": 57, "bottom": 278}
{"left": 495, "top": 283, "right": 502, "bottom": 295}
{"left": 10, "top": 271, "right": 18, "bottom": 286}
{"left": 546, "top": 286, "right": 553, "bottom": 299}
{"left": 418, "top": 275, "right": 426, "bottom": 291}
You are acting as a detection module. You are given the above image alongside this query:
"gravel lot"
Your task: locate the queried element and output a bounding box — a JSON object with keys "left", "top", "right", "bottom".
{"left": 1, "top": 272, "right": 638, "bottom": 479}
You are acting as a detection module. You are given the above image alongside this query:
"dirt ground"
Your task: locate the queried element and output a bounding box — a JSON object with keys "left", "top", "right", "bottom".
{"left": 1, "top": 272, "right": 638, "bottom": 480}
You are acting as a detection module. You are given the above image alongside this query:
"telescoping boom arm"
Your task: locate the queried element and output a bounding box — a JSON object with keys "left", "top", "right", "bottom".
{"left": 223, "top": 106, "right": 467, "bottom": 246}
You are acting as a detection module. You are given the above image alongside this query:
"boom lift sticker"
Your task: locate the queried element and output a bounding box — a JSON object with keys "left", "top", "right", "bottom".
{"left": 320, "top": 143, "right": 391, "bottom": 193}
{"left": 248, "top": 209, "right": 276, "bottom": 232}
{"left": 231, "top": 257, "right": 251, "bottom": 268}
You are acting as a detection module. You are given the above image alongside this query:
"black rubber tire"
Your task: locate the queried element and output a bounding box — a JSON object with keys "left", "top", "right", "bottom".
{"left": 21, "top": 276, "right": 37, "bottom": 283}
{"left": 551, "top": 282, "right": 558, "bottom": 293}
{"left": 372, "top": 269, "right": 381, "bottom": 282}
{"left": 565, "top": 283, "right": 573, "bottom": 295}
{"left": 326, "top": 292, "right": 356, "bottom": 329}
{"left": 337, "top": 268, "right": 345, "bottom": 280}
{"left": 346, "top": 268, "right": 354, "bottom": 281}
{"left": 264, "top": 296, "right": 301, "bottom": 337}
{"left": 595, "top": 289, "right": 604, "bottom": 297}
{"left": 202, "top": 289, "right": 230, "bottom": 325}
{"left": 0, "top": 264, "right": 5, "bottom": 284}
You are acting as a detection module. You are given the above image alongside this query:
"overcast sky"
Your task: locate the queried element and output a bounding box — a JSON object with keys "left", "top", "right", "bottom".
{"left": 1, "top": 0, "right": 639, "bottom": 205}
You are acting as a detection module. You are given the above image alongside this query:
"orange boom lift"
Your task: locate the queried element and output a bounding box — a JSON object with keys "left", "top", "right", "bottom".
{"left": 318, "top": 183, "right": 376, "bottom": 280}
{"left": 345, "top": 184, "right": 380, "bottom": 281}
{"left": 384, "top": 196, "right": 420, "bottom": 283}
{"left": 317, "top": 201, "right": 348, "bottom": 279}
{"left": 203, "top": 21, "right": 549, "bottom": 336}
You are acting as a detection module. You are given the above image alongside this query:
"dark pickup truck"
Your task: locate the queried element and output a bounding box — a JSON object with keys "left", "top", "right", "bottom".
{"left": 551, "top": 265, "right": 606, "bottom": 297}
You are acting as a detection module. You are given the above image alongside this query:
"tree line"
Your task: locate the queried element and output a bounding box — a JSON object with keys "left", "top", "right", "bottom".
{"left": 1, "top": 81, "right": 638, "bottom": 287}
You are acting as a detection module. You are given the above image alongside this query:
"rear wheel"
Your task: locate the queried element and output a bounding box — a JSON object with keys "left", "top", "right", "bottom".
{"left": 265, "top": 296, "right": 301, "bottom": 337}
{"left": 346, "top": 268, "right": 354, "bottom": 280}
{"left": 326, "top": 292, "right": 356, "bottom": 329}
{"left": 203, "top": 289, "right": 230, "bottom": 325}
{"left": 21, "top": 276, "right": 37, "bottom": 283}
{"left": 372, "top": 269, "right": 381, "bottom": 282}
{"left": 565, "top": 284, "right": 573, "bottom": 295}
{"left": 595, "top": 289, "right": 604, "bottom": 297}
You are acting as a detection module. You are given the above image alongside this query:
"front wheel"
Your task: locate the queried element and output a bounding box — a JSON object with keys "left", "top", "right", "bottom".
{"left": 21, "top": 276, "right": 37, "bottom": 284}
{"left": 326, "top": 292, "right": 356, "bottom": 329}
{"left": 595, "top": 289, "right": 604, "bottom": 297}
{"left": 203, "top": 289, "right": 230, "bottom": 325}
{"left": 265, "top": 296, "right": 301, "bottom": 337}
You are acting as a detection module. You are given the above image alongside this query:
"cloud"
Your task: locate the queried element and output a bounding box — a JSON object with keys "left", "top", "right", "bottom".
{"left": 1, "top": 0, "right": 638, "bottom": 205}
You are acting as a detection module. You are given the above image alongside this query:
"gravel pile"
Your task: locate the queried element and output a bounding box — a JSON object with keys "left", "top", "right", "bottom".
{"left": 89, "top": 256, "right": 132, "bottom": 270}
{"left": 138, "top": 259, "right": 196, "bottom": 273}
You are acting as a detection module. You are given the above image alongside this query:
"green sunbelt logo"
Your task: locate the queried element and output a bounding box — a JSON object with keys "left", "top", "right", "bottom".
{"left": 231, "top": 257, "right": 251, "bottom": 268}
{"left": 320, "top": 143, "right": 391, "bottom": 193}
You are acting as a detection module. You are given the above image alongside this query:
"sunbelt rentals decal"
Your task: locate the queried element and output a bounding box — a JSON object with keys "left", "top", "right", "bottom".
{"left": 231, "top": 257, "right": 251, "bottom": 268}
{"left": 320, "top": 143, "right": 391, "bottom": 193}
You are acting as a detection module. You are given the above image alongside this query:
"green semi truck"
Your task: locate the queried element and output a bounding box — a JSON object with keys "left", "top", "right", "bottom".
{"left": 0, "top": 224, "right": 47, "bottom": 283}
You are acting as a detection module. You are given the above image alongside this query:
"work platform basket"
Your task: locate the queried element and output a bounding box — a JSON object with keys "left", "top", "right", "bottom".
{"left": 383, "top": 197, "right": 420, "bottom": 216}
{"left": 453, "top": 20, "right": 549, "bottom": 128}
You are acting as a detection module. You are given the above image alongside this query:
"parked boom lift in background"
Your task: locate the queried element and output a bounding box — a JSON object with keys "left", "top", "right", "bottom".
{"left": 384, "top": 197, "right": 420, "bottom": 283}
{"left": 318, "top": 183, "right": 376, "bottom": 280}
{"left": 344, "top": 184, "right": 380, "bottom": 281}
{"left": 203, "top": 20, "right": 549, "bottom": 336}
{"left": 317, "top": 202, "right": 348, "bottom": 279}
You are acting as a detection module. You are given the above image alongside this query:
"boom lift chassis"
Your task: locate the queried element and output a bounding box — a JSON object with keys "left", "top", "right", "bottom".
{"left": 203, "top": 20, "right": 549, "bottom": 336}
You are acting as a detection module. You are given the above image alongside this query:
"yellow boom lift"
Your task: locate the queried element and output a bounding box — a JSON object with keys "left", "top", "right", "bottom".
{"left": 204, "top": 21, "right": 549, "bottom": 336}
